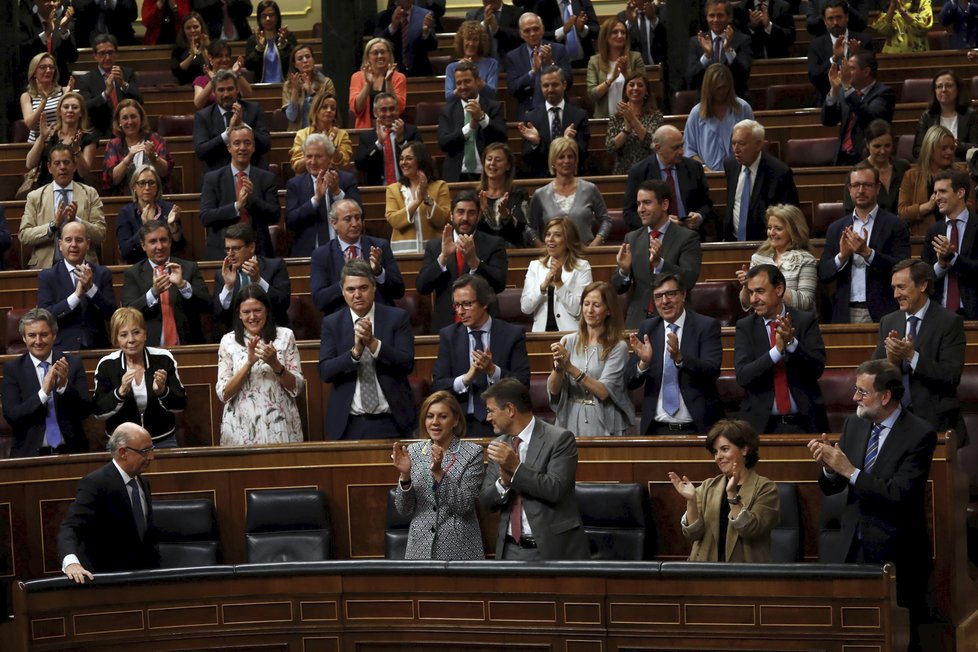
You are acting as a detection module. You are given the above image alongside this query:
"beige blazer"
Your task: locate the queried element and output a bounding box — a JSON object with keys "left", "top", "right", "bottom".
{"left": 385, "top": 179, "right": 451, "bottom": 254}
{"left": 20, "top": 182, "right": 106, "bottom": 269}
{"left": 681, "top": 468, "right": 779, "bottom": 562}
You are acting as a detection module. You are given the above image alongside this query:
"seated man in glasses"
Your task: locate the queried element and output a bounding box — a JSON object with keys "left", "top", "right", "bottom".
{"left": 58, "top": 423, "right": 160, "bottom": 583}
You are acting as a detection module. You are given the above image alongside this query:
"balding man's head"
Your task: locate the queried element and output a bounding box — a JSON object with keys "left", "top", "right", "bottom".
{"left": 110, "top": 423, "right": 155, "bottom": 475}
{"left": 653, "top": 125, "right": 684, "bottom": 166}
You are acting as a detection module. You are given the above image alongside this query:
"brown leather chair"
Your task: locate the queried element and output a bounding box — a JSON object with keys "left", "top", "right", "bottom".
{"left": 269, "top": 109, "right": 289, "bottom": 132}
{"left": 5, "top": 308, "right": 28, "bottom": 356}
{"left": 814, "top": 202, "right": 845, "bottom": 238}
{"left": 496, "top": 287, "right": 533, "bottom": 332}
{"left": 394, "top": 290, "right": 432, "bottom": 336}
{"left": 414, "top": 101, "right": 443, "bottom": 127}
{"left": 927, "top": 30, "right": 950, "bottom": 51}
{"left": 286, "top": 296, "right": 319, "bottom": 341}
{"left": 134, "top": 69, "right": 179, "bottom": 87}
{"left": 765, "top": 83, "right": 816, "bottom": 110}
{"left": 783, "top": 137, "right": 838, "bottom": 168}
{"left": 606, "top": 210, "right": 628, "bottom": 245}
{"left": 897, "top": 133, "right": 915, "bottom": 161}
{"left": 687, "top": 280, "right": 743, "bottom": 327}
{"left": 900, "top": 78, "right": 932, "bottom": 104}
{"left": 429, "top": 55, "right": 453, "bottom": 77}
{"left": 817, "top": 368, "right": 856, "bottom": 433}
{"left": 671, "top": 90, "right": 697, "bottom": 116}
{"left": 529, "top": 376, "right": 556, "bottom": 424}
{"left": 157, "top": 115, "right": 195, "bottom": 139}
{"left": 9, "top": 120, "right": 29, "bottom": 144}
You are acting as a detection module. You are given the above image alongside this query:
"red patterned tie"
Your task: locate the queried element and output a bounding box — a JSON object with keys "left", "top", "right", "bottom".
{"left": 946, "top": 218, "right": 960, "bottom": 312}
{"left": 236, "top": 171, "right": 250, "bottom": 224}
{"left": 509, "top": 436, "right": 523, "bottom": 543}
{"left": 157, "top": 264, "right": 179, "bottom": 346}
{"left": 346, "top": 245, "right": 359, "bottom": 261}
{"left": 841, "top": 90, "right": 863, "bottom": 154}
{"left": 770, "top": 321, "right": 791, "bottom": 415}
{"left": 382, "top": 131, "right": 398, "bottom": 185}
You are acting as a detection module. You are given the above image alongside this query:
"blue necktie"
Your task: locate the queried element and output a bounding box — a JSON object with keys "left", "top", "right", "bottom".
{"left": 901, "top": 315, "right": 919, "bottom": 407}
{"left": 129, "top": 478, "right": 147, "bottom": 539}
{"left": 662, "top": 323, "right": 680, "bottom": 416}
{"left": 563, "top": 0, "right": 580, "bottom": 58}
{"left": 262, "top": 42, "right": 282, "bottom": 83}
{"left": 38, "top": 361, "right": 63, "bottom": 448}
{"left": 737, "top": 166, "right": 751, "bottom": 241}
{"left": 864, "top": 423, "right": 883, "bottom": 473}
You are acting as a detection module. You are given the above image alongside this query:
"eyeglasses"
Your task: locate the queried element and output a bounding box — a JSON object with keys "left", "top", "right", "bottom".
{"left": 653, "top": 289, "right": 681, "bottom": 301}
{"left": 125, "top": 445, "right": 155, "bottom": 456}
{"left": 847, "top": 182, "right": 877, "bottom": 190}
{"left": 453, "top": 300, "right": 478, "bottom": 311}
{"left": 36, "top": 64, "right": 56, "bottom": 71}
{"left": 94, "top": 50, "right": 116, "bottom": 58}
{"left": 852, "top": 386, "right": 874, "bottom": 399}
{"left": 935, "top": 83, "right": 956, "bottom": 90}
{"left": 135, "top": 180, "right": 158, "bottom": 187}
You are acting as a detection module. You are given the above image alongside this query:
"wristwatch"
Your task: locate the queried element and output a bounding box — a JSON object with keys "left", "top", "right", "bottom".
{"left": 726, "top": 494, "right": 742, "bottom": 505}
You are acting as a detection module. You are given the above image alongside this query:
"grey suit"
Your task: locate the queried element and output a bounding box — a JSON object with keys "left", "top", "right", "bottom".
{"left": 873, "top": 301, "right": 967, "bottom": 446}
{"left": 479, "top": 419, "right": 589, "bottom": 560}
{"left": 395, "top": 439, "right": 485, "bottom": 560}
{"left": 611, "top": 223, "right": 702, "bottom": 328}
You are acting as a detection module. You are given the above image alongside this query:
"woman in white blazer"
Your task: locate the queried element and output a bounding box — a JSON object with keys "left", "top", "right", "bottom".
{"left": 520, "top": 216, "right": 593, "bottom": 332}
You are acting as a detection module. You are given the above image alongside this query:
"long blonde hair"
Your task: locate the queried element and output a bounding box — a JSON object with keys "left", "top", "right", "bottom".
{"left": 914, "top": 124, "right": 955, "bottom": 199}
{"left": 51, "top": 91, "right": 93, "bottom": 136}
{"left": 756, "top": 204, "right": 811, "bottom": 257}
{"left": 698, "top": 63, "right": 741, "bottom": 120}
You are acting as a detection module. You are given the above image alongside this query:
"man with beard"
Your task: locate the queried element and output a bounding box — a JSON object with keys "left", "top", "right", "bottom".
{"left": 807, "top": 0, "right": 873, "bottom": 106}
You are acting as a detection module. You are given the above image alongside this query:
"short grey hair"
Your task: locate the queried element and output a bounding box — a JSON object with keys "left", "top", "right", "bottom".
{"left": 328, "top": 198, "right": 362, "bottom": 224}
{"left": 18, "top": 308, "right": 58, "bottom": 338}
{"left": 108, "top": 423, "right": 137, "bottom": 454}
{"left": 734, "top": 119, "right": 765, "bottom": 141}
{"left": 212, "top": 68, "right": 238, "bottom": 85}
{"left": 341, "top": 258, "right": 377, "bottom": 286}
{"left": 303, "top": 132, "right": 335, "bottom": 156}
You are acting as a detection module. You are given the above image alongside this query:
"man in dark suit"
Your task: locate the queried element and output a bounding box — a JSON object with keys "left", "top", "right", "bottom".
{"left": 873, "top": 259, "right": 967, "bottom": 446}
{"left": 735, "top": 264, "right": 828, "bottom": 434}
{"left": 122, "top": 220, "right": 211, "bottom": 346}
{"left": 213, "top": 223, "right": 290, "bottom": 329}
{"left": 417, "top": 190, "right": 509, "bottom": 332}
{"left": 623, "top": 125, "right": 714, "bottom": 234}
{"left": 626, "top": 273, "right": 724, "bottom": 435}
{"left": 354, "top": 92, "right": 423, "bottom": 187}
{"left": 479, "top": 377, "right": 590, "bottom": 560}
{"left": 923, "top": 168, "right": 978, "bottom": 320}
{"left": 437, "top": 61, "right": 508, "bottom": 182}
{"left": 723, "top": 119, "right": 799, "bottom": 241}
{"left": 75, "top": 34, "right": 143, "bottom": 139}
{"left": 686, "top": 0, "right": 753, "bottom": 101}
{"left": 535, "top": 0, "right": 599, "bottom": 67}
{"left": 58, "top": 423, "right": 159, "bottom": 583}
{"left": 72, "top": 0, "right": 136, "bottom": 47}
{"left": 612, "top": 179, "right": 702, "bottom": 328}
{"left": 466, "top": 0, "right": 523, "bottom": 59}
{"left": 732, "top": 0, "right": 795, "bottom": 59}
{"left": 821, "top": 50, "right": 895, "bottom": 165}
{"left": 199, "top": 124, "right": 280, "bottom": 260}
{"left": 806, "top": 0, "right": 868, "bottom": 36}
{"left": 504, "top": 12, "right": 572, "bottom": 120}
{"left": 807, "top": 0, "right": 874, "bottom": 106}
{"left": 818, "top": 162, "right": 911, "bottom": 323}
{"left": 317, "top": 259, "right": 416, "bottom": 439}
{"left": 192, "top": 69, "right": 271, "bottom": 177}
{"left": 810, "top": 359, "right": 935, "bottom": 649}
{"left": 1, "top": 308, "right": 93, "bottom": 458}
{"left": 285, "top": 133, "right": 361, "bottom": 257}
{"left": 432, "top": 275, "right": 531, "bottom": 438}
{"left": 519, "top": 65, "right": 589, "bottom": 178}
{"left": 310, "top": 199, "right": 405, "bottom": 315}
{"left": 37, "top": 221, "right": 116, "bottom": 350}
{"left": 618, "top": 0, "right": 668, "bottom": 66}
{"left": 375, "top": 0, "right": 437, "bottom": 77}
{"left": 17, "top": 0, "right": 77, "bottom": 90}
{"left": 195, "top": 0, "right": 253, "bottom": 41}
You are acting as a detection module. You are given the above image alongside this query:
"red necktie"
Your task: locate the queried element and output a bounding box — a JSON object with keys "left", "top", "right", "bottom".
{"left": 346, "top": 244, "right": 359, "bottom": 261}
{"left": 841, "top": 90, "right": 863, "bottom": 154}
{"left": 106, "top": 73, "right": 118, "bottom": 109}
{"left": 236, "top": 171, "right": 250, "bottom": 224}
{"left": 645, "top": 230, "right": 661, "bottom": 315}
{"left": 770, "top": 321, "right": 791, "bottom": 415}
{"left": 664, "top": 167, "right": 677, "bottom": 203}
{"left": 509, "top": 436, "right": 523, "bottom": 543}
{"left": 382, "top": 131, "right": 398, "bottom": 185}
{"left": 946, "top": 218, "right": 960, "bottom": 311}
{"left": 454, "top": 247, "right": 465, "bottom": 322}
{"left": 156, "top": 264, "right": 179, "bottom": 346}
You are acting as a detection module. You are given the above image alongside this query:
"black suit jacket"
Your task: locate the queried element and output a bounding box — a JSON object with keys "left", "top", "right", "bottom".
{"left": 437, "top": 96, "right": 508, "bottom": 182}
{"left": 284, "top": 171, "right": 362, "bottom": 257}
{"left": 1, "top": 351, "right": 92, "bottom": 457}
{"left": 807, "top": 0, "right": 869, "bottom": 36}
{"left": 874, "top": 302, "right": 967, "bottom": 443}
{"left": 18, "top": 3, "right": 77, "bottom": 90}
{"left": 416, "top": 232, "right": 509, "bottom": 331}
{"left": 317, "top": 303, "right": 416, "bottom": 437}
{"left": 199, "top": 166, "right": 280, "bottom": 260}
{"left": 686, "top": 31, "right": 753, "bottom": 101}
{"left": 465, "top": 4, "right": 522, "bottom": 58}
{"left": 76, "top": 65, "right": 143, "bottom": 140}
{"left": 354, "top": 124, "right": 422, "bottom": 187}
{"left": 623, "top": 153, "right": 714, "bottom": 233}
{"left": 521, "top": 101, "right": 590, "bottom": 178}
{"left": 309, "top": 236, "right": 405, "bottom": 315}
{"left": 807, "top": 31, "right": 874, "bottom": 105}
{"left": 192, "top": 101, "right": 272, "bottom": 176}
{"left": 734, "top": 306, "right": 828, "bottom": 433}
{"left": 922, "top": 214, "right": 978, "bottom": 319}
{"left": 817, "top": 209, "right": 911, "bottom": 323}
{"left": 116, "top": 200, "right": 181, "bottom": 264}
{"left": 195, "top": 0, "right": 253, "bottom": 40}
{"left": 733, "top": 0, "right": 796, "bottom": 59}
{"left": 72, "top": 0, "right": 137, "bottom": 46}
{"left": 212, "top": 256, "right": 291, "bottom": 328}
{"left": 431, "top": 319, "right": 531, "bottom": 424}
{"left": 818, "top": 410, "right": 935, "bottom": 603}
{"left": 722, "top": 153, "right": 800, "bottom": 241}
{"left": 625, "top": 309, "right": 724, "bottom": 434}
{"left": 122, "top": 257, "right": 212, "bottom": 345}
{"left": 535, "top": 0, "right": 600, "bottom": 63}
{"left": 374, "top": 5, "right": 438, "bottom": 76}
{"left": 617, "top": 8, "right": 668, "bottom": 65}
{"left": 503, "top": 41, "right": 573, "bottom": 120}
{"left": 821, "top": 81, "right": 896, "bottom": 163}
{"left": 38, "top": 262, "right": 117, "bottom": 350}
{"left": 57, "top": 462, "right": 160, "bottom": 573}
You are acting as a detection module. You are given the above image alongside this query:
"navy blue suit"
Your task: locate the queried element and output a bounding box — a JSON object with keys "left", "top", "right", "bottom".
{"left": 821, "top": 81, "right": 896, "bottom": 164}
{"left": 199, "top": 166, "right": 280, "bottom": 260}
{"left": 504, "top": 42, "right": 573, "bottom": 120}
{"left": 317, "top": 303, "right": 416, "bottom": 438}
{"left": 521, "top": 101, "right": 590, "bottom": 178}
{"left": 686, "top": 31, "right": 753, "bottom": 101}
{"left": 622, "top": 154, "right": 714, "bottom": 233}
{"left": 431, "top": 319, "right": 531, "bottom": 433}
{"left": 437, "top": 96, "right": 508, "bottom": 182}
{"left": 625, "top": 309, "right": 724, "bottom": 435}
{"left": 212, "top": 256, "right": 291, "bottom": 329}
{"left": 309, "top": 237, "right": 405, "bottom": 315}
{"left": 922, "top": 214, "right": 978, "bottom": 319}
{"left": 116, "top": 201, "right": 181, "bottom": 264}
{"left": 38, "top": 262, "right": 117, "bottom": 350}
{"left": 535, "top": 0, "right": 600, "bottom": 63}
{"left": 723, "top": 153, "right": 799, "bottom": 241}
{"left": 354, "top": 124, "right": 422, "bottom": 187}
{"left": 1, "top": 351, "right": 93, "bottom": 457}
{"left": 374, "top": 4, "right": 438, "bottom": 76}
{"left": 192, "top": 101, "right": 271, "bottom": 176}
{"left": 284, "top": 172, "right": 362, "bottom": 257}
{"left": 817, "top": 210, "right": 911, "bottom": 323}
